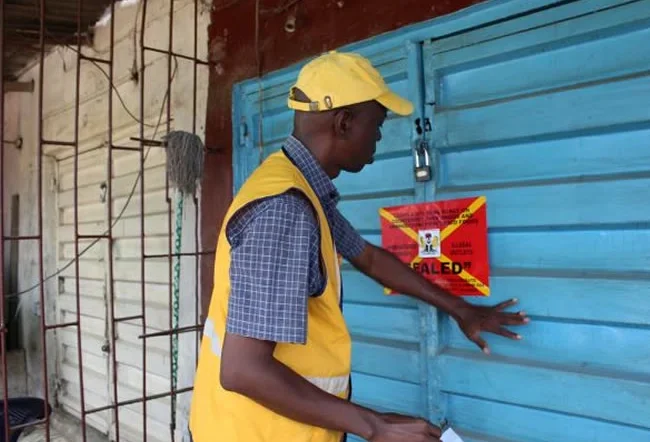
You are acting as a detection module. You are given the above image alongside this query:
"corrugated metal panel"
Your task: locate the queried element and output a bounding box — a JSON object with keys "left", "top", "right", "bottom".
{"left": 425, "top": 0, "right": 650, "bottom": 440}
{"left": 234, "top": 40, "right": 432, "bottom": 431}
{"left": 56, "top": 130, "right": 175, "bottom": 442}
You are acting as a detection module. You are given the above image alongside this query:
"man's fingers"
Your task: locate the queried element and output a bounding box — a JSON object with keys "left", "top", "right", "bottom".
{"left": 473, "top": 336, "right": 490, "bottom": 354}
{"left": 410, "top": 418, "right": 441, "bottom": 440}
{"left": 493, "top": 298, "right": 518, "bottom": 311}
{"left": 383, "top": 413, "right": 415, "bottom": 423}
{"left": 497, "top": 311, "right": 530, "bottom": 325}
{"left": 494, "top": 327, "right": 521, "bottom": 340}
{"left": 427, "top": 422, "right": 441, "bottom": 438}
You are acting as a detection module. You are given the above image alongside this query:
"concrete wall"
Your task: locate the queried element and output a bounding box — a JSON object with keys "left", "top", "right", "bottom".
{"left": 6, "top": 0, "right": 210, "bottom": 440}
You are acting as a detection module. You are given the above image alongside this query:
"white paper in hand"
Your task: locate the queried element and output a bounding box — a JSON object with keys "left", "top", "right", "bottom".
{"left": 441, "top": 426, "right": 464, "bottom": 442}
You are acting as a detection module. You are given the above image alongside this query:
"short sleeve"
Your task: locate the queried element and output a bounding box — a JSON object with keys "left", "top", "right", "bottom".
{"left": 225, "top": 192, "right": 319, "bottom": 344}
{"left": 329, "top": 207, "right": 367, "bottom": 261}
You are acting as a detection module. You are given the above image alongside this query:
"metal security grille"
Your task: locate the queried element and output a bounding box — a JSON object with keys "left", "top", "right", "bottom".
{"left": 1, "top": 1, "right": 209, "bottom": 441}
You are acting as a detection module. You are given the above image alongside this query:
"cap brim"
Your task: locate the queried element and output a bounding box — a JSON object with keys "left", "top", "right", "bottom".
{"left": 376, "top": 91, "right": 414, "bottom": 116}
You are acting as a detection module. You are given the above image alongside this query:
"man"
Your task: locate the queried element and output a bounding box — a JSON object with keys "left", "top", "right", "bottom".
{"left": 190, "top": 51, "right": 529, "bottom": 442}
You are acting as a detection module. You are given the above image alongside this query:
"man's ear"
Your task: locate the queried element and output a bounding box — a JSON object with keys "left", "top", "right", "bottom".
{"left": 333, "top": 108, "right": 354, "bottom": 139}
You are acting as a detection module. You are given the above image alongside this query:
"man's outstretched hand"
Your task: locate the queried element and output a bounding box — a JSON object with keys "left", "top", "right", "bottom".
{"left": 452, "top": 298, "right": 530, "bottom": 354}
{"left": 352, "top": 244, "right": 531, "bottom": 354}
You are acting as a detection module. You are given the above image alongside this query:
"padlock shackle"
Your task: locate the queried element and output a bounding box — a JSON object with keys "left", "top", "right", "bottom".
{"left": 413, "top": 139, "right": 431, "bottom": 167}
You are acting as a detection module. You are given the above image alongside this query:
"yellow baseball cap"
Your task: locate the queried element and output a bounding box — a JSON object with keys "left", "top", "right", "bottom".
{"left": 287, "top": 50, "right": 414, "bottom": 116}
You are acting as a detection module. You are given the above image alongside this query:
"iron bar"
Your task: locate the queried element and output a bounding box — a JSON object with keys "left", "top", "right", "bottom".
{"left": 85, "top": 387, "right": 194, "bottom": 416}
{"left": 111, "top": 145, "right": 141, "bottom": 152}
{"left": 142, "top": 45, "right": 209, "bottom": 65}
{"left": 73, "top": 0, "right": 88, "bottom": 439}
{"left": 129, "top": 136, "right": 163, "bottom": 146}
{"left": 114, "top": 314, "right": 143, "bottom": 323}
{"left": 45, "top": 321, "right": 79, "bottom": 331}
{"left": 106, "top": 1, "right": 120, "bottom": 439}
{"left": 11, "top": 24, "right": 81, "bottom": 37}
{"left": 126, "top": 138, "right": 217, "bottom": 152}
{"left": 79, "top": 54, "right": 110, "bottom": 65}
{"left": 139, "top": 1, "right": 149, "bottom": 439}
{"left": 2, "top": 137, "right": 23, "bottom": 149}
{"left": 166, "top": 0, "right": 176, "bottom": 437}
{"left": 0, "top": 0, "right": 10, "bottom": 439}
{"left": 77, "top": 234, "right": 110, "bottom": 240}
{"left": 38, "top": 0, "right": 52, "bottom": 439}
{"left": 195, "top": 197, "right": 201, "bottom": 362}
{"left": 137, "top": 324, "right": 203, "bottom": 340}
{"left": 143, "top": 250, "right": 214, "bottom": 259}
{"left": 193, "top": 0, "right": 201, "bottom": 364}
{"left": 42, "top": 139, "right": 76, "bottom": 147}
{"left": 57, "top": 144, "right": 104, "bottom": 162}
{"left": 3, "top": 235, "right": 40, "bottom": 241}
{"left": 7, "top": 417, "right": 48, "bottom": 432}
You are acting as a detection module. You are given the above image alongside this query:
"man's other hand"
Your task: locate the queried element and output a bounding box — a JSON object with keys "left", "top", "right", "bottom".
{"left": 367, "top": 412, "right": 441, "bottom": 442}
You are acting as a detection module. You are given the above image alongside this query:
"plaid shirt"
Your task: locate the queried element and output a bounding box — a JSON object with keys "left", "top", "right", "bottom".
{"left": 225, "top": 136, "right": 367, "bottom": 344}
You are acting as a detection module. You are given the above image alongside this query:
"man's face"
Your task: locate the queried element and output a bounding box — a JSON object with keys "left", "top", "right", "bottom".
{"left": 333, "top": 101, "right": 387, "bottom": 174}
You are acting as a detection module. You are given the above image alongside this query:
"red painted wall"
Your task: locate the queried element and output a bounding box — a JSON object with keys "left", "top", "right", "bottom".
{"left": 200, "top": 0, "right": 483, "bottom": 316}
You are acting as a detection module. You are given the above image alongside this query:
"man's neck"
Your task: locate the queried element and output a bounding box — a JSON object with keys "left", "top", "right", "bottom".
{"left": 291, "top": 132, "right": 340, "bottom": 179}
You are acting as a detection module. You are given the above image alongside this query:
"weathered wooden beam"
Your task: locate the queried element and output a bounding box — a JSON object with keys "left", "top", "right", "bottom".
{"left": 4, "top": 80, "right": 34, "bottom": 93}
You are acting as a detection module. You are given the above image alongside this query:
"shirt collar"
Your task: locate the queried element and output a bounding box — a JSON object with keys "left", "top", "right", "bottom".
{"left": 283, "top": 135, "right": 340, "bottom": 206}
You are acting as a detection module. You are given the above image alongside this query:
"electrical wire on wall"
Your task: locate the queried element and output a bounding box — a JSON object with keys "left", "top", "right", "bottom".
{"left": 4, "top": 0, "right": 184, "bottom": 305}
{"left": 6, "top": 40, "right": 179, "bottom": 315}
{"left": 7, "top": 65, "right": 177, "bottom": 329}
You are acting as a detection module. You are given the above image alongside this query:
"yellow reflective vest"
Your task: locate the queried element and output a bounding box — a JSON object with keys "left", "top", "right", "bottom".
{"left": 189, "top": 149, "right": 352, "bottom": 442}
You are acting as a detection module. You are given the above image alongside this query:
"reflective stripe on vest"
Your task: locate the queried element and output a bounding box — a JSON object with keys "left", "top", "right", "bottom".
{"left": 305, "top": 373, "right": 349, "bottom": 396}
{"left": 203, "top": 318, "right": 350, "bottom": 396}
{"left": 203, "top": 318, "right": 222, "bottom": 357}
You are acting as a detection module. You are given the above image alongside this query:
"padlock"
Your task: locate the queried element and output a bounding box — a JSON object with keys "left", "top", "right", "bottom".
{"left": 414, "top": 140, "right": 432, "bottom": 182}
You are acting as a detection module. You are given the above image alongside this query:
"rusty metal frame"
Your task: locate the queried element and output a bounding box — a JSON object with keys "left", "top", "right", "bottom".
{"left": 0, "top": 0, "right": 209, "bottom": 440}
{"left": 0, "top": 1, "right": 8, "bottom": 441}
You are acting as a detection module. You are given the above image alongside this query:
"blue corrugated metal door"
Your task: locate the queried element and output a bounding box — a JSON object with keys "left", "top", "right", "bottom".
{"left": 232, "top": 0, "right": 650, "bottom": 440}
{"left": 232, "top": 40, "right": 434, "bottom": 434}
{"left": 424, "top": 1, "right": 650, "bottom": 441}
